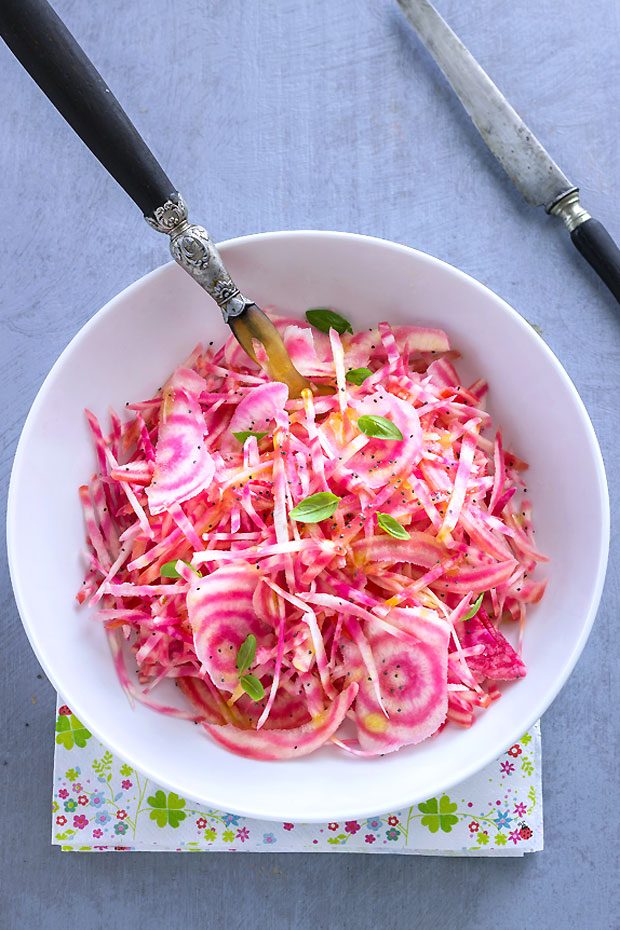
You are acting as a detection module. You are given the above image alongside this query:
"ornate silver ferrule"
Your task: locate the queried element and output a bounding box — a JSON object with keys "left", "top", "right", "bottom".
{"left": 548, "top": 189, "right": 591, "bottom": 233}
{"left": 145, "top": 194, "right": 253, "bottom": 322}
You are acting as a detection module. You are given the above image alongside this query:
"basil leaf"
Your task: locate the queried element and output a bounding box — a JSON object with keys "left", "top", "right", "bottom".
{"left": 160, "top": 559, "right": 199, "bottom": 578}
{"left": 305, "top": 308, "right": 353, "bottom": 335}
{"left": 346, "top": 367, "right": 373, "bottom": 386}
{"left": 240, "top": 674, "right": 265, "bottom": 702}
{"left": 357, "top": 414, "right": 404, "bottom": 441}
{"left": 376, "top": 512, "right": 411, "bottom": 540}
{"left": 463, "top": 593, "right": 484, "bottom": 621}
{"left": 289, "top": 491, "right": 341, "bottom": 523}
{"left": 233, "top": 430, "right": 268, "bottom": 444}
{"left": 236, "top": 634, "right": 257, "bottom": 675}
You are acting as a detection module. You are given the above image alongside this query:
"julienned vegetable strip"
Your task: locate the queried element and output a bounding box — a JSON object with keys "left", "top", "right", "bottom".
{"left": 77, "top": 313, "right": 546, "bottom": 760}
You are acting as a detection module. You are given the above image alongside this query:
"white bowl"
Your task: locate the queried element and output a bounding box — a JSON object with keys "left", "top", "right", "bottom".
{"left": 7, "top": 231, "right": 609, "bottom": 821}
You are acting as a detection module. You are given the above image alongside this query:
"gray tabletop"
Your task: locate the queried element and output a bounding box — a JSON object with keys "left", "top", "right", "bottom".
{"left": 1, "top": 1, "right": 618, "bottom": 928}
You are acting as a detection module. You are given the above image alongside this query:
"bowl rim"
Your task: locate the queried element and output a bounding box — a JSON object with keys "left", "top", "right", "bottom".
{"left": 7, "top": 229, "right": 610, "bottom": 820}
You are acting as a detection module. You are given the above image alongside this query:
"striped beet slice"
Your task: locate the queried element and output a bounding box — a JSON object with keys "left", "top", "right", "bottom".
{"left": 178, "top": 674, "right": 310, "bottom": 730}
{"left": 203, "top": 682, "right": 358, "bottom": 760}
{"left": 228, "top": 381, "right": 289, "bottom": 442}
{"left": 146, "top": 368, "right": 215, "bottom": 515}
{"left": 281, "top": 324, "right": 334, "bottom": 377}
{"left": 353, "top": 531, "right": 446, "bottom": 568}
{"left": 458, "top": 612, "right": 527, "bottom": 681}
{"left": 351, "top": 608, "right": 450, "bottom": 754}
{"left": 346, "top": 388, "right": 423, "bottom": 489}
{"left": 187, "top": 563, "right": 274, "bottom": 692}
{"left": 233, "top": 688, "right": 312, "bottom": 731}
{"left": 176, "top": 676, "right": 229, "bottom": 725}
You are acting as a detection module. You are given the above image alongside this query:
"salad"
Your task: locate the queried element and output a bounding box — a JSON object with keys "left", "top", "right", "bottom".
{"left": 78, "top": 310, "right": 547, "bottom": 760}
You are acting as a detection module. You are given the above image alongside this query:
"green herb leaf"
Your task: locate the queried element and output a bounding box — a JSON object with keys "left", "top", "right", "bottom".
{"left": 236, "top": 633, "right": 257, "bottom": 675}
{"left": 305, "top": 308, "right": 353, "bottom": 335}
{"left": 376, "top": 512, "right": 411, "bottom": 540}
{"left": 161, "top": 560, "right": 183, "bottom": 578}
{"left": 463, "top": 593, "right": 484, "bottom": 621}
{"left": 233, "top": 430, "right": 268, "bottom": 444}
{"left": 289, "top": 491, "right": 341, "bottom": 523}
{"left": 160, "top": 559, "right": 199, "bottom": 578}
{"left": 346, "top": 367, "right": 373, "bottom": 386}
{"left": 240, "top": 674, "right": 265, "bottom": 702}
{"left": 357, "top": 414, "right": 404, "bottom": 441}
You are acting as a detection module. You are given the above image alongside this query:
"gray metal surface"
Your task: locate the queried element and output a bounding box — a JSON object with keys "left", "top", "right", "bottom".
{"left": 397, "top": 0, "right": 575, "bottom": 209}
{"left": 0, "top": 1, "right": 618, "bottom": 928}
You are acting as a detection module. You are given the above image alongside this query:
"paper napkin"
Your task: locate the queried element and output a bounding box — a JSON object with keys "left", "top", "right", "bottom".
{"left": 52, "top": 699, "right": 542, "bottom": 855}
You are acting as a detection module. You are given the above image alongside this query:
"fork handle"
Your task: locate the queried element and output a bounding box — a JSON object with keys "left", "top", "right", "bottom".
{"left": 0, "top": 0, "right": 176, "bottom": 217}
{"left": 0, "top": 0, "right": 255, "bottom": 322}
{"left": 0, "top": 0, "right": 311, "bottom": 389}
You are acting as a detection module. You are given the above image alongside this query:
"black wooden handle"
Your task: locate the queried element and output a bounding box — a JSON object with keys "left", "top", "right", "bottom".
{"left": 571, "top": 217, "right": 620, "bottom": 303}
{"left": 0, "top": 0, "right": 176, "bottom": 217}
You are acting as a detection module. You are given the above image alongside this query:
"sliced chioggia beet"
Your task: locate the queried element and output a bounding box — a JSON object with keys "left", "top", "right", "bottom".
{"left": 146, "top": 368, "right": 215, "bottom": 515}
{"left": 77, "top": 318, "right": 546, "bottom": 759}
{"left": 203, "top": 683, "right": 358, "bottom": 760}
{"left": 457, "top": 611, "right": 527, "bottom": 681}
{"left": 228, "top": 381, "right": 289, "bottom": 442}
{"left": 187, "top": 563, "right": 274, "bottom": 692}
{"left": 348, "top": 609, "right": 451, "bottom": 754}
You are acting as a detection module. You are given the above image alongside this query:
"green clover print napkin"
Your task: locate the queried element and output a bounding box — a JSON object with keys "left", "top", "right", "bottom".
{"left": 52, "top": 698, "right": 542, "bottom": 855}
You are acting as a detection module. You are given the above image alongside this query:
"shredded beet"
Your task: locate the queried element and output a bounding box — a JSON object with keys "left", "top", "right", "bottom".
{"left": 78, "top": 314, "right": 547, "bottom": 759}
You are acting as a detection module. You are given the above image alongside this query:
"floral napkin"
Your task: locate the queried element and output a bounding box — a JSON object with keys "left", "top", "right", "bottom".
{"left": 52, "top": 699, "right": 542, "bottom": 855}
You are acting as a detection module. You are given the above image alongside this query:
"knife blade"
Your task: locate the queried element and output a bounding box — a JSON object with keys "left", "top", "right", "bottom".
{"left": 397, "top": 0, "right": 620, "bottom": 304}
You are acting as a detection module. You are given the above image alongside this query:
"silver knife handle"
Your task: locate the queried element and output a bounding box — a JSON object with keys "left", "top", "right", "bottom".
{"left": 146, "top": 195, "right": 254, "bottom": 323}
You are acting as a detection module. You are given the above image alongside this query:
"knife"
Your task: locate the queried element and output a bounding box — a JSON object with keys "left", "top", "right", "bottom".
{"left": 397, "top": 0, "right": 620, "bottom": 304}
